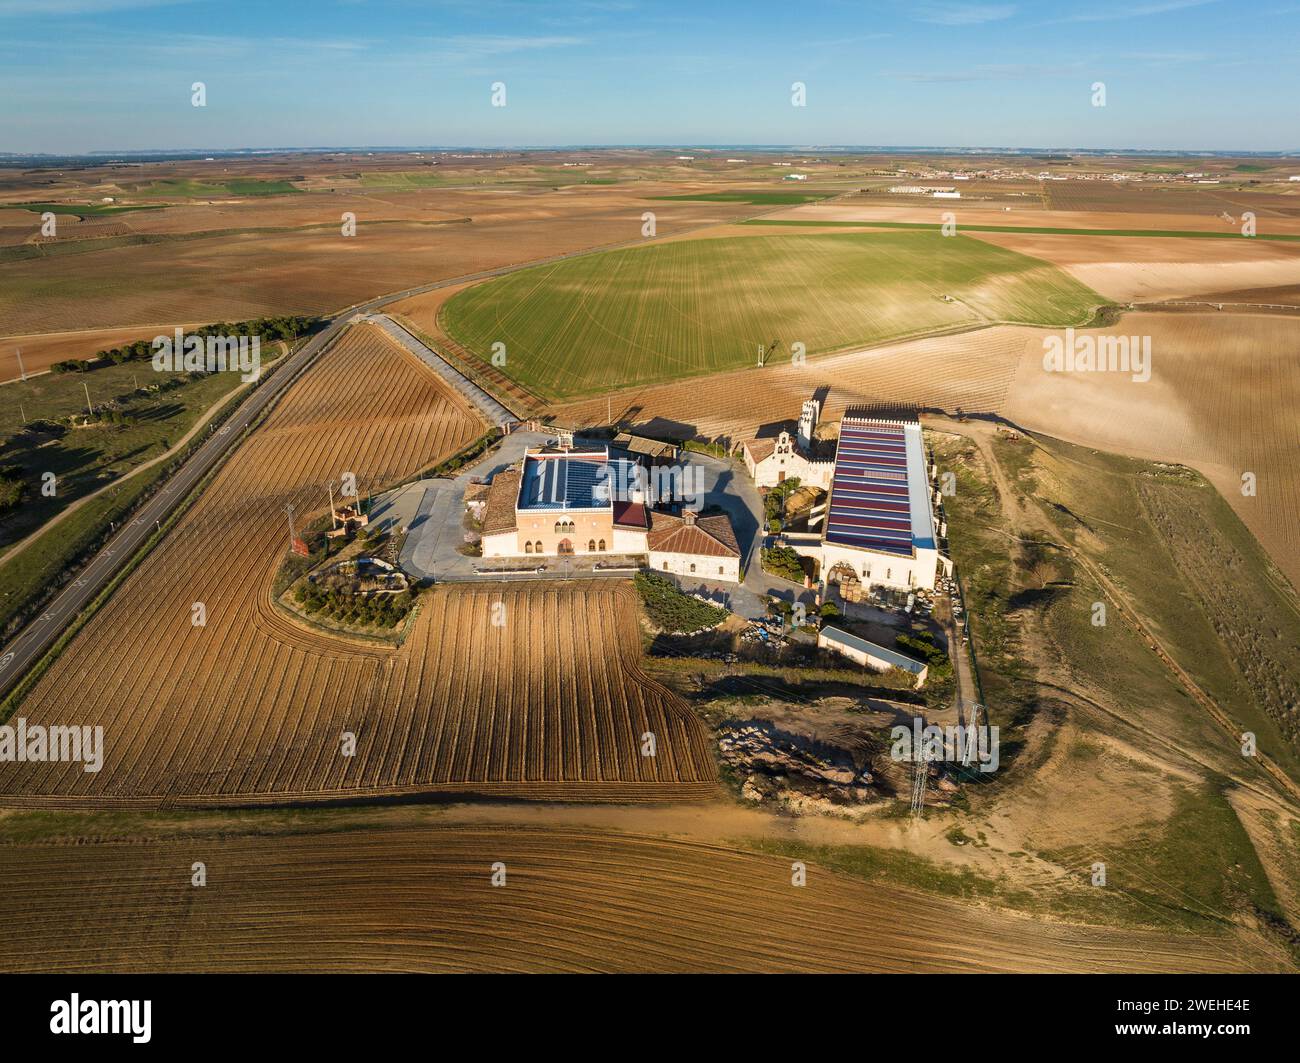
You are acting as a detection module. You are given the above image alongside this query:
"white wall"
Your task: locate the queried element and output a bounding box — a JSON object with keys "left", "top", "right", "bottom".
{"left": 481, "top": 531, "right": 520, "bottom": 558}
{"left": 820, "top": 542, "right": 938, "bottom": 592}
{"left": 612, "top": 527, "right": 648, "bottom": 553}
{"left": 649, "top": 551, "right": 741, "bottom": 584}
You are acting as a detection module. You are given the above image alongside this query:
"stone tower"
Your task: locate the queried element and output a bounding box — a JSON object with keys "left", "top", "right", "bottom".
{"left": 798, "top": 399, "right": 820, "bottom": 452}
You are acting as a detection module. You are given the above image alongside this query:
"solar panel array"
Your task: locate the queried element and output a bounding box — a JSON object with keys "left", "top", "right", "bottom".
{"left": 824, "top": 419, "right": 914, "bottom": 556}
{"left": 518, "top": 452, "right": 626, "bottom": 511}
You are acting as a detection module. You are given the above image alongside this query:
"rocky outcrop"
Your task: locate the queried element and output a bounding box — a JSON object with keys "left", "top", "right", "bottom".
{"left": 718, "top": 722, "right": 878, "bottom": 812}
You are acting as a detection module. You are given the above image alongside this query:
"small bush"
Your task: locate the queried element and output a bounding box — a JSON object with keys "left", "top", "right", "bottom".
{"left": 762, "top": 544, "right": 805, "bottom": 583}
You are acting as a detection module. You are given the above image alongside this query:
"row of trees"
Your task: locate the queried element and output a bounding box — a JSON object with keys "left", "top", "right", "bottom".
{"left": 51, "top": 315, "right": 321, "bottom": 374}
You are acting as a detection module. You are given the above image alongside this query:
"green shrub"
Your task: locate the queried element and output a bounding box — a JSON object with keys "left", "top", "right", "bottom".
{"left": 762, "top": 544, "right": 805, "bottom": 583}
{"left": 634, "top": 570, "right": 726, "bottom": 632}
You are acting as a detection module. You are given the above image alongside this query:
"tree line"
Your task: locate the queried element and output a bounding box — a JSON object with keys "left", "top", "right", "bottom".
{"left": 51, "top": 315, "right": 321, "bottom": 374}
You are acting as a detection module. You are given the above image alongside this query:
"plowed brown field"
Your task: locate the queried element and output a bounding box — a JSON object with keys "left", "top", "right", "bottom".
{"left": 0, "top": 824, "right": 1273, "bottom": 972}
{"left": 0, "top": 324, "right": 715, "bottom": 805}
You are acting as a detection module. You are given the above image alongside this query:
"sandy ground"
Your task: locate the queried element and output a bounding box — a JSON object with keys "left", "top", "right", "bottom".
{"left": 1000, "top": 312, "right": 1300, "bottom": 590}
{"left": 553, "top": 310, "right": 1300, "bottom": 592}
{"left": 970, "top": 230, "right": 1300, "bottom": 303}
{"left": 765, "top": 199, "right": 1300, "bottom": 236}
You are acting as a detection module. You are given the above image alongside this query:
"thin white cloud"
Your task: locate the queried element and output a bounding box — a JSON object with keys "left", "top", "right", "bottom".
{"left": 913, "top": 3, "right": 1016, "bottom": 25}
{"left": 1054, "top": 0, "right": 1218, "bottom": 23}
{"left": 0, "top": 0, "right": 191, "bottom": 15}
{"left": 431, "top": 34, "right": 586, "bottom": 63}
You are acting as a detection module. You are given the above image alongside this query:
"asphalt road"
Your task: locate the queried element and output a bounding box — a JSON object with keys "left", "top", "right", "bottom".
{"left": 0, "top": 209, "right": 774, "bottom": 701}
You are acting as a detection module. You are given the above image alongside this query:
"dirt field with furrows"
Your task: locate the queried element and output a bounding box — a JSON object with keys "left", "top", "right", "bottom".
{"left": 0, "top": 184, "right": 757, "bottom": 337}
{"left": 0, "top": 324, "right": 713, "bottom": 805}
{"left": 0, "top": 824, "right": 1272, "bottom": 973}
{"left": 1001, "top": 312, "right": 1300, "bottom": 590}
{"left": 966, "top": 230, "right": 1300, "bottom": 303}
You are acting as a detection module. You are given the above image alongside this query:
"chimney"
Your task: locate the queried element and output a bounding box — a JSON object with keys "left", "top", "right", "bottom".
{"left": 683, "top": 509, "right": 697, "bottom": 526}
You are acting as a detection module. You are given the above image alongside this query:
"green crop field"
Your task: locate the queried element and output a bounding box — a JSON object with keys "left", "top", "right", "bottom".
{"left": 14, "top": 202, "right": 159, "bottom": 218}
{"left": 125, "top": 178, "right": 302, "bottom": 198}
{"left": 440, "top": 230, "right": 1104, "bottom": 399}
{"left": 650, "top": 190, "right": 832, "bottom": 205}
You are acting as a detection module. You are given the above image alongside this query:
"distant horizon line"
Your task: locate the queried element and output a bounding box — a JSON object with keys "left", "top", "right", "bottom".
{"left": 3, "top": 144, "right": 1298, "bottom": 161}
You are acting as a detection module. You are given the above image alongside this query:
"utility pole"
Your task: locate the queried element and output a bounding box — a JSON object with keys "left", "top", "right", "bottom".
{"left": 83, "top": 381, "right": 94, "bottom": 418}
{"left": 15, "top": 349, "right": 25, "bottom": 382}
{"left": 285, "top": 503, "right": 298, "bottom": 548}
{"left": 910, "top": 744, "right": 930, "bottom": 819}
{"left": 327, "top": 481, "right": 337, "bottom": 528}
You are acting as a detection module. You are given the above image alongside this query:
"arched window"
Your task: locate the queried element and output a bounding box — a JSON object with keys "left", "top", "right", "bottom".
{"left": 718, "top": 566, "right": 724, "bottom": 575}
{"left": 598, "top": 539, "right": 606, "bottom": 551}
{"left": 588, "top": 539, "right": 596, "bottom": 552}
{"left": 689, "top": 563, "right": 696, "bottom": 573}
{"left": 524, "top": 541, "right": 533, "bottom": 554}
{"left": 886, "top": 568, "right": 892, "bottom": 581}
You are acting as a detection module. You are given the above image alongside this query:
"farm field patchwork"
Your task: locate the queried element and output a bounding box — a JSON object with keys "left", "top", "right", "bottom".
{"left": 0, "top": 324, "right": 715, "bottom": 805}
{"left": 0, "top": 185, "right": 757, "bottom": 336}
{"left": 440, "top": 231, "right": 1103, "bottom": 399}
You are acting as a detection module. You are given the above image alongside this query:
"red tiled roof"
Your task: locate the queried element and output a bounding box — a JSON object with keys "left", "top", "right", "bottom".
{"left": 647, "top": 511, "right": 740, "bottom": 559}
{"left": 612, "top": 499, "right": 648, "bottom": 528}
{"left": 481, "top": 468, "right": 521, "bottom": 535}
{"left": 743, "top": 438, "right": 776, "bottom": 463}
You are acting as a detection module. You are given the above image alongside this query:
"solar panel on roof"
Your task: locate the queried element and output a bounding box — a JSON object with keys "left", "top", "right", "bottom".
{"left": 824, "top": 420, "right": 916, "bottom": 556}
{"left": 517, "top": 453, "right": 629, "bottom": 511}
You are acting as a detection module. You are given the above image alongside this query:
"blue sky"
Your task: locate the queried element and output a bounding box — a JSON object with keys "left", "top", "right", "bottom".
{"left": 1, "top": 0, "right": 1296, "bottom": 153}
